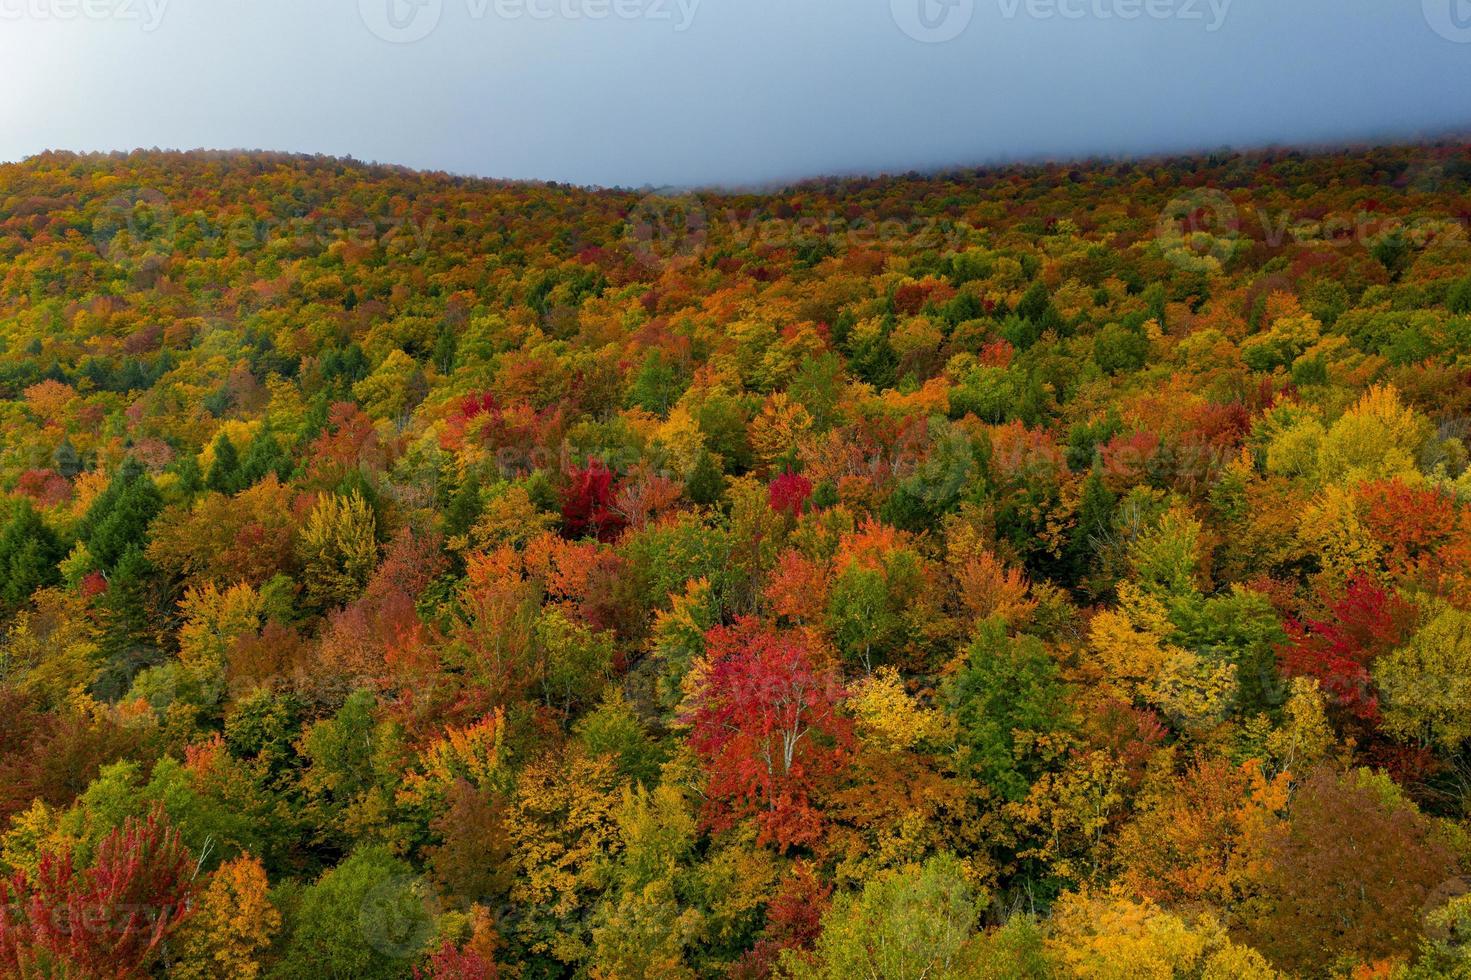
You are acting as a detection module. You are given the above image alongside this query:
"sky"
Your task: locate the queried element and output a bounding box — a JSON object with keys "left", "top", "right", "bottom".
{"left": 2, "top": 0, "right": 1470, "bottom": 188}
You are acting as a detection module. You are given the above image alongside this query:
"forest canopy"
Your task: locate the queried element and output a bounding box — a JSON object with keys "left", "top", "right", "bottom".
{"left": 3, "top": 143, "right": 1471, "bottom": 977}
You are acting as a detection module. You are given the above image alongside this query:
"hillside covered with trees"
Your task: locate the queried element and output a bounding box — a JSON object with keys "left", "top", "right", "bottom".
{"left": 4, "top": 143, "right": 1471, "bottom": 977}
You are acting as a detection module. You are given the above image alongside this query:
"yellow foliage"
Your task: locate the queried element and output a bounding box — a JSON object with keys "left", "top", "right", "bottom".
{"left": 469, "top": 484, "right": 557, "bottom": 549}
{"left": 1142, "top": 650, "right": 1237, "bottom": 734}
{"left": 507, "top": 752, "right": 623, "bottom": 963}
{"left": 1295, "top": 484, "right": 1380, "bottom": 581}
{"left": 750, "top": 392, "right": 813, "bottom": 466}
{"left": 1047, "top": 890, "right": 1282, "bottom": 979}
{"left": 656, "top": 403, "right": 707, "bottom": 474}
{"left": 1318, "top": 384, "right": 1431, "bottom": 485}
{"left": 178, "top": 581, "right": 265, "bottom": 679}
{"left": 1085, "top": 582, "right": 1175, "bottom": 701}
{"left": 848, "top": 666, "right": 953, "bottom": 752}
{"left": 2, "top": 587, "right": 102, "bottom": 708}
{"left": 298, "top": 489, "right": 379, "bottom": 607}
{"left": 398, "top": 708, "right": 506, "bottom": 817}
{"left": 174, "top": 855, "right": 281, "bottom": 980}
{"left": 1264, "top": 677, "right": 1335, "bottom": 773}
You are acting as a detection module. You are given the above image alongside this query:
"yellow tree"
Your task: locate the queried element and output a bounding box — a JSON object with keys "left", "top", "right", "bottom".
{"left": 174, "top": 854, "right": 281, "bottom": 980}
{"left": 298, "top": 490, "right": 379, "bottom": 608}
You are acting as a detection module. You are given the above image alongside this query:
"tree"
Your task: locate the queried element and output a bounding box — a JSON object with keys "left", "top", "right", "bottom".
{"left": 947, "top": 619, "right": 1072, "bottom": 801}
{"left": 205, "top": 431, "right": 244, "bottom": 494}
{"left": 1047, "top": 890, "right": 1280, "bottom": 979}
{"left": 77, "top": 458, "right": 162, "bottom": 573}
{"left": 174, "top": 854, "right": 280, "bottom": 980}
{"left": 298, "top": 489, "right": 379, "bottom": 608}
{"left": 1279, "top": 574, "right": 1418, "bottom": 725}
{"left": 685, "top": 618, "right": 850, "bottom": 850}
{"left": 277, "top": 845, "right": 433, "bottom": 980}
{"left": 561, "top": 457, "right": 626, "bottom": 542}
{"left": 768, "top": 468, "right": 813, "bottom": 517}
{"left": 1242, "top": 765, "right": 1460, "bottom": 973}
{"left": 506, "top": 751, "right": 623, "bottom": 967}
{"left": 782, "top": 854, "right": 980, "bottom": 980}
{"left": 0, "top": 502, "right": 64, "bottom": 613}
{"left": 0, "top": 810, "right": 195, "bottom": 979}
{"left": 241, "top": 421, "right": 293, "bottom": 486}
{"left": 1374, "top": 602, "right": 1471, "bottom": 749}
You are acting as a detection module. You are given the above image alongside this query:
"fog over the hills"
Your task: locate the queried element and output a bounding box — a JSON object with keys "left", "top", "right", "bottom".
{"left": 3, "top": 0, "right": 1470, "bottom": 186}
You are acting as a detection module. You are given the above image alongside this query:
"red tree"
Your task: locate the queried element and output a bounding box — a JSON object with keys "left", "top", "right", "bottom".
{"left": 729, "top": 863, "right": 832, "bottom": 979}
{"left": 561, "top": 457, "right": 626, "bottom": 542}
{"left": 0, "top": 811, "right": 195, "bottom": 979}
{"left": 685, "top": 618, "right": 850, "bottom": 850}
{"left": 768, "top": 469, "right": 813, "bottom": 517}
{"left": 1279, "top": 575, "right": 1418, "bottom": 724}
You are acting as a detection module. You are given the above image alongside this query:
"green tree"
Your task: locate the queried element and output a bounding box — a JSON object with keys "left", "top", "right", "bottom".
{"left": 946, "top": 619, "right": 1072, "bottom": 802}
{"left": 275, "top": 846, "right": 433, "bottom": 980}
{"left": 206, "top": 432, "right": 244, "bottom": 494}
{"left": 0, "top": 502, "right": 64, "bottom": 612}
{"left": 783, "top": 853, "right": 982, "bottom": 980}
{"left": 78, "top": 458, "right": 162, "bottom": 572}
{"left": 242, "top": 422, "right": 293, "bottom": 486}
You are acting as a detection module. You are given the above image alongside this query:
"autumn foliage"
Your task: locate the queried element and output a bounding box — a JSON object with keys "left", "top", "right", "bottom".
{"left": 1, "top": 143, "right": 1471, "bottom": 975}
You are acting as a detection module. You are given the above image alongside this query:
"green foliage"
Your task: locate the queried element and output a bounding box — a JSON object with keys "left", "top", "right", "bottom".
{"left": 946, "top": 619, "right": 1071, "bottom": 801}
{"left": 0, "top": 502, "right": 63, "bottom": 612}
{"left": 785, "top": 854, "right": 983, "bottom": 980}
{"left": 77, "top": 458, "right": 162, "bottom": 572}
{"left": 275, "top": 845, "right": 433, "bottom": 979}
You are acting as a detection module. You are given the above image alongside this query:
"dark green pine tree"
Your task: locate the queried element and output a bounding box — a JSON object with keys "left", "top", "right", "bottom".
{"left": 684, "top": 450, "right": 726, "bottom": 507}
{"left": 52, "top": 437, "right": 82, "bottom": 478}
{"left": 79, "top": 459, "right": 163, "bottom": 573}
{"left": 242, "top": 423, "right": 293, "bottom": 486}
{"left": 173, "top": 451, "right": 203, "bottom": 497}
{"left": 443, "top": 473, "right": 484, "bottom": 540}
{"left": 94, "top": 545, "right": 163, "bottom": 700}
{"left": 1067, "top": 469, "right": 1117, "bottom": 588}
{"left": 206, "top": 432, "right": 244, "bottom": 494}
{"left": 0, "top": 502, "right": 65, "bottom": 612}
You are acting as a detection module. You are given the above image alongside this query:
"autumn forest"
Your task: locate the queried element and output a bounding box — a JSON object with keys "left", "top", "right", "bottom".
{"left": 4, "top": 143, "right": 1471, "bottom": 977}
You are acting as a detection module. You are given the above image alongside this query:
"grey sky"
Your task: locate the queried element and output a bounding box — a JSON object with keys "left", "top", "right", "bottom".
{"left": 2, "top": 0, "right": 1469, "bottom": 187}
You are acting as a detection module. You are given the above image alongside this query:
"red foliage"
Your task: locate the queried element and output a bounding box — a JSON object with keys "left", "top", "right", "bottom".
{"left": 1099, "top": 430, "right": 1161, "bottom": 488}
{"left": 80, "top": 571, "right": 109, "bottom": 598}
{"left": 978, "top": 338, "right": 1013, "bottom": 367}
{"left": 306, "top": 402, "right": 386, "bottom": 485}
{"left": 685, "top": 618, "right": 851, "bottom": 850}
{"left": 767, "top": 469, "right": 813, "bottom": 517}
{"left": 729, "top": 863, "right": 832, "bottom": 979}
{"left": 417, "top": 939, "right": 499, "bottom": 980}
{"left": 15, "top": 468, "right": 71, "bottom": 507}
{"left": 0, "top": 698, "right": 156, "bottom": 825}
{"left": 1355, "top": 479, "right": 1464, "bottom": 580}
{"left": 1279, "top": 575, "right": 1419, "bottom": 724}
{"left": 560, "top": 458, "right": 626, "bottom": 542}
{"left": 0, "top": 811, "right": 195, "bottom": 979}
